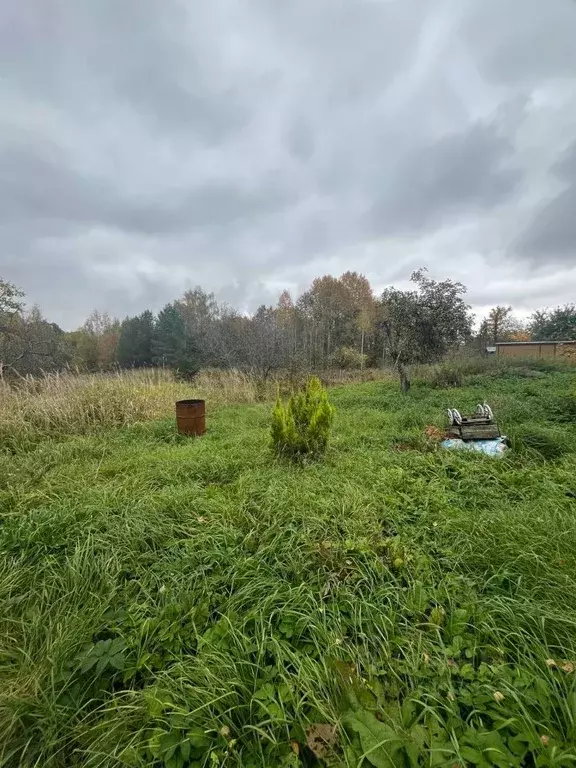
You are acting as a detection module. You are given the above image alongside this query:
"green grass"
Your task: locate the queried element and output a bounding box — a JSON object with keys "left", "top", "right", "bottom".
{"left": 1, "top": 370, "right": 576, "bottom": 767}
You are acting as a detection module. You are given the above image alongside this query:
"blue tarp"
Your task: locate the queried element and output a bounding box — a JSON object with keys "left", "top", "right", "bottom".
{"left": 440, "top": 437, "right": 508, "bottom": 457}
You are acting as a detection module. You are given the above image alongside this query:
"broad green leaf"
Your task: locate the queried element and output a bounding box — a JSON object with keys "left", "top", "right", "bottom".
{"left": 118, "top": 746, "right": 138, "bottom": 766}
{"left": 459, "top": 746, "right": 489, "bottom": 766}
{"left": 277, "top": 683, "right": 291, "bottom": 703}
{"left": 459, "top": 663, "right": 475, "bottom": 680}
{"left": 409, "top": 724, "right": 426, "bottom": 750}
{"left": 109, "top": 637, "right": 127, "bottom": 654}
{"left": 253, "top": 683, "right": 276, "bottom": 701}
{"left": 159, "top": 731, "right": 181, "bottom": 762}
{"left": 401, "top": 699, "right": 418, "bottom": 729}
{"left": 109, "top": 653, "right": 125, "bottom": 671}
{"left": 165, "top": 754, "right": 185, "bottom": 768}
{"left": 343, "top": 710, "right": 404, "bottom": 768}
{"left": 147, "top": 730, "right": 163, "bottom": 759}
{"left": 80, "top": 655, "right": 99, "bottom": 674}
{"left": 170, "top": 713, "right": 189, "bottom": 729}
{"left": 144, "top": 692, "right": 165, "bottom": 718}
{"left": 93, "top": 640, "right": 110, "bottom": 657}
{"left": 404, "top": 742, "right": 421, "bottom": 767}
{"left": 268, "top": 701, "right": 285, "bottom": 721}
{"left": 187, "top": 727, "right": 211, "bottom": 749}
{"left": 180, "top": 739, "right": 191, "bottom": 760}
{"left": 96, "top": 657, "right": 109, "bottom": 676}
{"left": 507, "top": 734, "right": 530, "bottom": 757}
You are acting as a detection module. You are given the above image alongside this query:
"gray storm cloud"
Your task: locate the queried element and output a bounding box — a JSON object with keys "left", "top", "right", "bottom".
{"left": 516, "top": 140, "right": 576, "bottom": 264}
{"left": 1, "top": 0, "right": 575, "bottom": 328}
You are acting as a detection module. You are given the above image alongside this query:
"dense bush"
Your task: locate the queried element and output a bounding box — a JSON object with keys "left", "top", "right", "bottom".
{"left": 414, "top": 357, "right": 503, "bottom": 387}
{"left": 429, "top": 365, "right": 463, "bottom": 388}
{"left": 328, "top": 346, "right": 368, "bottom": 370}
{"left": 271, "top": 376, "right": 335, "bottom": 461}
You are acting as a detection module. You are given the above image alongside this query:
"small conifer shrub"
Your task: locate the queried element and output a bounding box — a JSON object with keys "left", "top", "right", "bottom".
{"left": 271, "top": 377, "right": 335, "bottom": 461}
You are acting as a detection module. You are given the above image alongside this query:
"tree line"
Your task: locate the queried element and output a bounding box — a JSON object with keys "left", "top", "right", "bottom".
{"left": 1, "top": 271, "right": 575, "bottom": 381}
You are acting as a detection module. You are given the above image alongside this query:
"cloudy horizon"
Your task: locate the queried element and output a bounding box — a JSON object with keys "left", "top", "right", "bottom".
{"left": 1, "top": 0, "right": 576, "bottom": 330}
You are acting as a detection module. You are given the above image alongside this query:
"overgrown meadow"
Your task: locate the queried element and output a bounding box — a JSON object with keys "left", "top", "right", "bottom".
{"left": 1, "top": 362, "right": 576, "bottom": 767}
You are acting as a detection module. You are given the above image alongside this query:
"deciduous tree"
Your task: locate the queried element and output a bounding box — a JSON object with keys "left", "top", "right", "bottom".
{"left": 0, "top": 281, "right": 70, "bottom": 376}
{"left": 530, "top": 304, "right": 576, "bottom": 341}
{"left": 379, "top": 269, "right": 472, "bottom": 392}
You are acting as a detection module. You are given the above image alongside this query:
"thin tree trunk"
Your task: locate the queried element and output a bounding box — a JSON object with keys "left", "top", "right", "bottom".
{"left": 398, "top": 360, "right": 410, "bottom": 393}
{"left": 394, "top": 350, "right": 410, "bottom": 393}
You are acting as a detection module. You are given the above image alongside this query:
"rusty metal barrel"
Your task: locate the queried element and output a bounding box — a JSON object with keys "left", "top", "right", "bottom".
{"left": 176, "top": 399, "right": 206, "bottom": 436}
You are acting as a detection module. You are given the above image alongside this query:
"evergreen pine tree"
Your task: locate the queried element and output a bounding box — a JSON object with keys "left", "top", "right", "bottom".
{"left": 153, "top": 304, "right": 199, "bottom": 378}
{"left": 116, "top": 311, "right": 155, "bottom": 367}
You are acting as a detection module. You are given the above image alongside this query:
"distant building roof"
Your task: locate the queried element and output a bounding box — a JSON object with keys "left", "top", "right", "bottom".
{"left": 495, "top": 340, "right": 576, "bottom": 346}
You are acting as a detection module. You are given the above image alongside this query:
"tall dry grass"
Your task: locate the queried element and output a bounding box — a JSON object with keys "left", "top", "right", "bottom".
{"left": 0, "top": 368, "right": 263, "bottom": 448}
{"left": 0, "top": 367, "right": 397, "bottom": 449}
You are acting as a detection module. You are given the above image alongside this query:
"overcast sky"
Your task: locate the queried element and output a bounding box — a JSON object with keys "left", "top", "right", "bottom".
{"left": 1, "top": 0, "right": 576, "bottom": 329}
